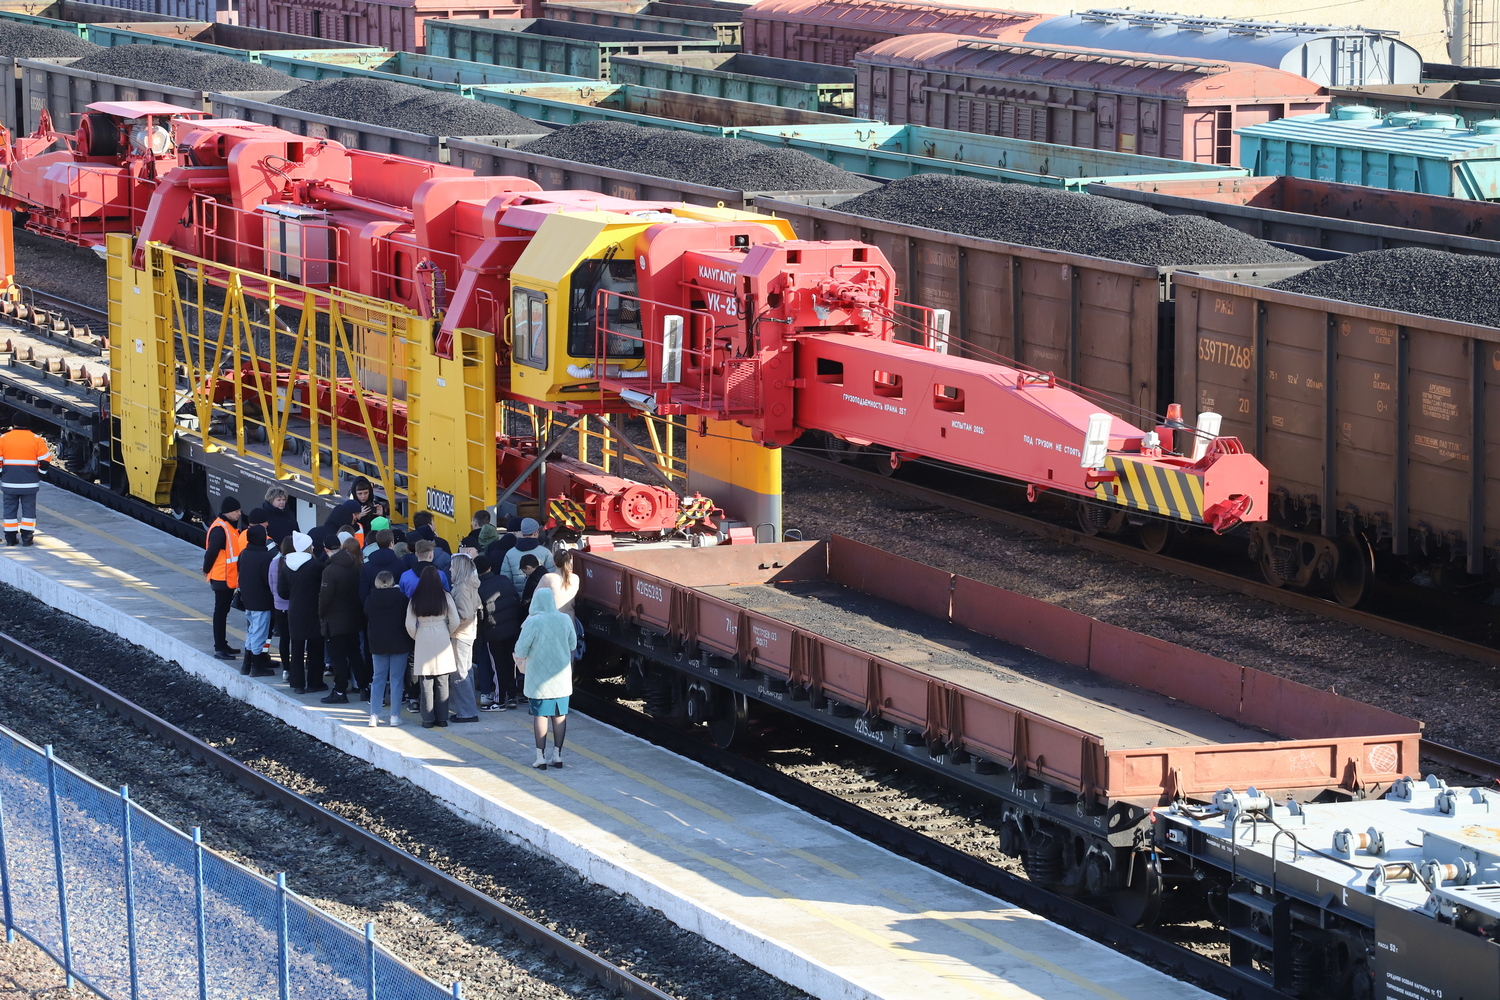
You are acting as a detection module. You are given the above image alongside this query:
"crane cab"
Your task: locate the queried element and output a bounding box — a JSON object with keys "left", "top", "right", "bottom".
{"left": 504, "top": 203, "right": 794, "bottom": 404}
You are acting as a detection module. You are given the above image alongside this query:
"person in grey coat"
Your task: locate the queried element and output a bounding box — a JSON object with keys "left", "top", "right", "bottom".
{"left": 446, "top": 554, "right": 482, "bottom": 723}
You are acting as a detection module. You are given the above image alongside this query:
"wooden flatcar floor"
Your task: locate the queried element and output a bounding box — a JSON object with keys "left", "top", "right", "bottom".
{"left": 705, "top": 581, "right": 1274, "bottom": 750}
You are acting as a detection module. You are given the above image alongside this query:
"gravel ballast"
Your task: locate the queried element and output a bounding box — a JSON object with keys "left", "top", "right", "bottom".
{"left": 832, "top": 174, "right": 1306, "bottom": 266}
{"left": 519, "top": 121, "right": 878, "bottom": 192}
{"left": 70, "top": 46, "right": 294, "bottom": 91}
{"left": 271, "top": 78, "right": 539, "bottom": 136}
{"left": 0, "top": 21, "right": 97, "bottom": 57}
{"left": 0, "top": 582, "right": 805, "bottom": 1000}
{"left": 1268, "top": 247, "right": 1500, "bottom": 327}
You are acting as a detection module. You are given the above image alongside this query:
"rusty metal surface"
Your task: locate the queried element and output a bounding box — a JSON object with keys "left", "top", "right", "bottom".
{"left": 1176, "top": 268, "right": 1500, "bottom": 570}
{"left": 827, "top": 534, "right": 951, "bottom": 621}
{"left": 580, "top": 535, "right": 1423, "bottom": 803}
{"left": 761, "top": 196, "right": 1167, "bottom": 421}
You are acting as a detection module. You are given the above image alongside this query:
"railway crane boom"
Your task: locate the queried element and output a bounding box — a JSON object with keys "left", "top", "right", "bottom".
{"left": 0, "top": 103, "right": 1267, "bottom": 532}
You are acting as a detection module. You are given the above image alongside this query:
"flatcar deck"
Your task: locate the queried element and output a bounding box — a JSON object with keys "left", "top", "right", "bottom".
{"left": 709, "top": 581, "right": 1275, "bottom": 748}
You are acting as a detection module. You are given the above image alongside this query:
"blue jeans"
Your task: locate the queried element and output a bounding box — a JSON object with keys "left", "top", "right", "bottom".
{"left": 244, "top": 610, "right": 272, "bottom": 655}
{"left": 371, "top": 653, "right": 408, "bottom": 714}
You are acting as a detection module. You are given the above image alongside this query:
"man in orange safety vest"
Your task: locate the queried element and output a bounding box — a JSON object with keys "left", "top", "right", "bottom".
{"left": 204, "top": 495, "right": 245, "bottom": 660}
{"left": 0, "top": 413, "right": 53, "bottom": 547}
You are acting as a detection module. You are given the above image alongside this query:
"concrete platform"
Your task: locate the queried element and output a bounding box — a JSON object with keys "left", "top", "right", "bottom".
{"left": 0, "top": 484, "right": 1216, "bottom": 1000}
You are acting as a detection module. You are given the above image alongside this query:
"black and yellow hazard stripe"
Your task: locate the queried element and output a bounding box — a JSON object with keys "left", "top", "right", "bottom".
{"left": 676, "top": 495, "right": 716, "bottom": 527}
{"left": 549, "top": 497, "right": 588, "bottom": 531}
{"left": 1091, "top": 456, "right": 1205, "bottom": 523}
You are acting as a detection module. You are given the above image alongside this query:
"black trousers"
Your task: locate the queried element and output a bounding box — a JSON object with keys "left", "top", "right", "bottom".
{"left": 287, "top": 636, "right": 324, "bottom": 690}
{"left": 487, "top": 638, "right": 519, "bottom": 701}
{"left": 210, "top": 581, "right": 235, "bottom": 651}
{"left": 272, "top": 609, "right": 290, "bottom": 666}
{"left": 325, "top": 632, "right": 362, "bottom": 694}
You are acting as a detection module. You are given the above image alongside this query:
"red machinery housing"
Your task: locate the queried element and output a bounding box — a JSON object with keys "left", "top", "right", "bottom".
{"left": 0, "top": 101, "right": 1269, "bottom": 535}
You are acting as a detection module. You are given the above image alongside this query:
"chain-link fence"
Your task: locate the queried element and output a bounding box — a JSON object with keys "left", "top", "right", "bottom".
{"left": 0, "top": 724, "right": 462, "bottom": 1000}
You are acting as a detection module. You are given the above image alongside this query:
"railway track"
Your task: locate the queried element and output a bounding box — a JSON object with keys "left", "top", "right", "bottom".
{"left": 787, "top": 449, "right": 1500, "bottom": 672}
{"left": 0, "top": 626, "right": 677, "bottom": 1000}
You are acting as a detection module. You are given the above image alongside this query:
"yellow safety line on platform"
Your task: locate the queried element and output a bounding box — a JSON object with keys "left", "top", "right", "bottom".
{"left": 22, "top": 536, "right": 245, "bottom": 642}
{"left": 442, "top": 731, "right": 1124, "bottom": 1000}
{"left": 15, "top": 507, "right": 1128, "bottom": 1000}
{"left": 39, "top": 503, "right": 203, "bottom": 583}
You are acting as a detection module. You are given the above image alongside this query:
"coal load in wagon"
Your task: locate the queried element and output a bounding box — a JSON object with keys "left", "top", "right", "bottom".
{"left": 1269, "top": 248, "right": 1500, "bottom": 328}
{"left": 834, "top": 174, "right": 1305, "bottom": 266}
{"left": 271, "top": 78, "right": 538, "bottom": 136}
{"left": 0, "top": 22, "right": 98, "bottom": 58}
{"left": 70, "top": 47, "right": 296, "bottom": 91}
{"left": 519, "top": 121, "right": 877, "bottom": 192}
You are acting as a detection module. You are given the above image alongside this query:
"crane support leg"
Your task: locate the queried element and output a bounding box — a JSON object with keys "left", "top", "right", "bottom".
{"left": 687, "top": 419, "right": 782, "bottom": 542}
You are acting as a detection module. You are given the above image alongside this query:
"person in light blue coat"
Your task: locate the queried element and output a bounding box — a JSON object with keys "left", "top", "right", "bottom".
{"left": 514, "top": 588, "right": 576, "bottom": 769}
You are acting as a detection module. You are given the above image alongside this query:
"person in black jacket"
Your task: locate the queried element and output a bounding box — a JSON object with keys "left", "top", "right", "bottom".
{"left": 519, "top": 553, "right": 547, "bottom": 610}
{"left": 278, "top": 532, "right": 327, "bottom": 694}
{"left": 323, "top": 476, "right": 377, "bottom": 533}
{"left": 364, "top": 571, "right": 413, "bottom": 727}
{"left": 319, "top": 535, "right": 366, "bottom": 704}
{"left": 263, "top": 486, "right": 298, "bottom": 544}
{"left": 477, "top": 554, "right": 524, "bottom": 711}
{"left": 236, "top": 524, "right": 277, "bottom": 678}
{"left": 359, "top": 529, "right": 404, "bottom": 602}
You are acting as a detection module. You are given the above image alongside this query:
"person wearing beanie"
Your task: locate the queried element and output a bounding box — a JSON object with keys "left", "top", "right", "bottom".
{"left": 363, "top": 516, "right": 392, "bottom": 557}
{"left": 0, "top": 411, "right": 52, "bottom": 547}
{"left": 485, "top": 515, "right": 522, "bottom": 568}
{"left": 235, "top": 524, "right": 277, "bottom": 678}
{"left": 204, "top": 496, "right": 245, "bottom": 660}
{"left": 500, "top": 517, "right": 555, "bottom": 591}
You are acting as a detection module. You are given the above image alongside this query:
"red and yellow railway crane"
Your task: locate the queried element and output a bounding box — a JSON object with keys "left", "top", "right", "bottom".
{"left": 0, "top": 102, "right": 1267, "bottom": 540}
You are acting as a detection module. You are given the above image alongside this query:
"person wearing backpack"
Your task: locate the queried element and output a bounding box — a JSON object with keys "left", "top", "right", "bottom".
{"left": 476, "top": 553, "right": 523, "bottom": 711}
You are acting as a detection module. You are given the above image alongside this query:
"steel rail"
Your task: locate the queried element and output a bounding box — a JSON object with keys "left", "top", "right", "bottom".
{"left": 787, "top": 451, "right": 1500, "bottom": 671}
{"left": 1421, "top": 740, "right": 1500, "bottom": 780}
{"left": 22, "top": 288, "right": 108, "bottom": 328}
{"left": 568, "top": 689, "right": 1283, "bottom": 1000}
{"left": 0, "top": 628, "right": 678, "bottom": 1000}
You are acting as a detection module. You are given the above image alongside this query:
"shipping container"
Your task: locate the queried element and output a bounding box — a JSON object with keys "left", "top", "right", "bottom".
{"left": 1090, "top": 175, "right": 1500, "bottom": 256}
{"left": 447, "top": 133, "right": 870, "bottom": 205}
{"left": 1236, "top": 106, "right": 1500, "bottom": 198}
{"left": 258, "top": 48, "right": 584, "bottom": 85}
{"left": 474, "top": 79, "right": 855, "bottom": 126}
{"left": 735, "top": 122, "right": 1250, "bottom": 186}
{"left": 1175, "top": 263, "right": 1500, "bottom": 582}
{"left": 240, "top": 0, "right": 524, "bottom": 54}
{"left": 542, "top": 1, "right": 740, "bottom": 46}
{"left": 1023, "top": 9, "right": 1422, "bottom": 87}
{"left": 758, "top": 193, "right": 1170, "bottom": 420}
{"left": 743, "top": 0, "right": 1046, "bottom": 67}
{"left": 609, "top": 51, "right": 852, "bottom": 112}
{"left": 426, "top": 16, "right": 721, "bottom": 77}
{"left": 855, "top": 34, "right": 1329, "bottom": 166}
{"left": 579, "top": 536, "right": 1419, "bottom": 805}
{"left": 208, "top": 90, "right": 549, "bottom": 160}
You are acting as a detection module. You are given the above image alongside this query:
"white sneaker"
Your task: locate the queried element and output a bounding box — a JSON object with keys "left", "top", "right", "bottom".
{"left": 547, "top": 746, "right": 562, "bottom": 768}
{"left": 367, "top": 714, "right": 379, "bottom": 728}
{"left": 389, "top": 713, "right": 403, "bottom": 727}
{"left": 533, "top": 748, "right": 547, "bottom": 769}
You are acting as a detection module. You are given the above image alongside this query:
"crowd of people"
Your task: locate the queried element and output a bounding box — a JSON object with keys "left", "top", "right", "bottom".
{"left": 203, "top": 477, "right": 581, "bottom": 769}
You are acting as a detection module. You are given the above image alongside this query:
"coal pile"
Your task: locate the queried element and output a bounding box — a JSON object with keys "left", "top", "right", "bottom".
{"left": 1269, "top": 248, "right": 1500, "bottom": 328}
{"left": 519, "top": 121, "right": 877, "bottom": 192}
{"left": 833, "top": 174, "right": 1304, "bottom": 266}
{"left": 70, "top": 47, "right": 295, "bottom": 91}
{"left": 271, "top": 78, "right": 538, "bottom": 136}
{"left": 0, "top": 22, "right": 98, "bottom": 58}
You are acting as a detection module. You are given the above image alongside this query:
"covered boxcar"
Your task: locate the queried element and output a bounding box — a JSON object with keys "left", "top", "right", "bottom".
{"left": 743, "top": 0, "right": 1045, "bottom": 66}
{"left": 240, "top": 0, "right": 524, "bottom": 52}
{"left": 854, "top": 34, "right": 1327, "bottom": 164}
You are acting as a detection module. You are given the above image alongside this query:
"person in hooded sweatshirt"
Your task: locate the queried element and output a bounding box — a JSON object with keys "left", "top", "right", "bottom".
{"left": 407, "top": 511, "right": 452, "bottom": 562}
{"left": 360, "top": 528, "right": 403, "bottom": 601}
{"left": 324, "top": 476, "right": 377, "bottom": 534}
{"left": 515, "top": 588, "right": 577, "bottom": 769}
{"left": 278, "top": 532, "right": 327, "bottom": 693}
{"left": 500, "top": 518, "right": 555, "bottom": 592}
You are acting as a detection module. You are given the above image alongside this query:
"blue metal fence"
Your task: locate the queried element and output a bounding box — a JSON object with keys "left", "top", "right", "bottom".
{"left": 0, "top": 725, "right": 462, "bottom": 1000}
